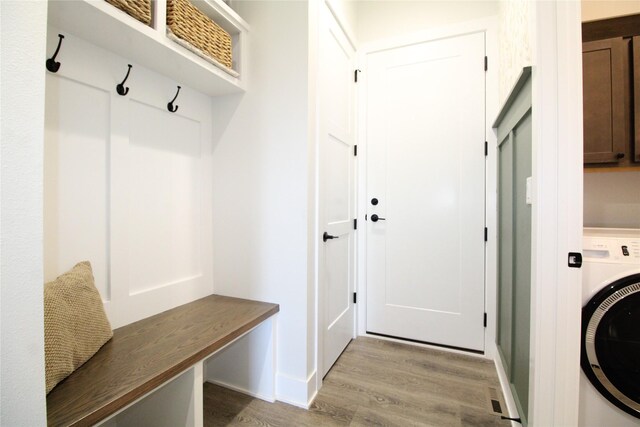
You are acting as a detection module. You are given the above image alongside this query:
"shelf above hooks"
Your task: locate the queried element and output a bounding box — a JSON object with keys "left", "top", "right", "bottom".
{"left": 47, "top": 0, "right": 249, "bottom": 97}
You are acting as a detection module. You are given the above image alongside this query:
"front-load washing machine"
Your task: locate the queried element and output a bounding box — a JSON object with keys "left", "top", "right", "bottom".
{"left": 580, "top": 228, "right": 640, "bottom": 426}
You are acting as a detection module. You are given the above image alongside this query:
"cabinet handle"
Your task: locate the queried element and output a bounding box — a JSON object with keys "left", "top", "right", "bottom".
{"left": 616, "top": 153, "right": 625, "bottom": 159}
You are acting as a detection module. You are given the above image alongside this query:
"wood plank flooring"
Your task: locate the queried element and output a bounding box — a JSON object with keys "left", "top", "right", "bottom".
{"left": 204, "top": 337, "right": 510, "bottom": 426}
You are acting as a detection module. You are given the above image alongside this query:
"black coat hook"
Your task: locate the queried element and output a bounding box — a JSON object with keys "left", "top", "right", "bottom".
{"left": 46, "top": 34, "right": 65, "bottom": 73}
{"left": 116, "top": 64, "right": 133, "bottom": 96}
{"left": 167, "top": 86, "right": 181, "bottom": 113}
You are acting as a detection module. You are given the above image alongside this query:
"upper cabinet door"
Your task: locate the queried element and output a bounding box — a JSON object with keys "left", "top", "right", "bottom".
{"left": 582, "top": 38, "right": 629, "bottom": 164}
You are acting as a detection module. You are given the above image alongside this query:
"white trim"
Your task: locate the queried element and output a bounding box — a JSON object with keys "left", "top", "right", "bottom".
{"left": 528, "top": 1, "right": 583, "bottom": 426}
{"left": 359, "top": 16, "right": 498, "bottom": 55}
{"left": 484, "top": 16, "right": 499, "bottom": 360}
{"left": 275, "top": 371, "right": 318, "bottom": 409}
{"left": 356, "top": 15, "right": 500, "bottom": 359}
{"left": 491, "top": 342, "right": 521, "bottom": 427}
{"left": 324, "top": 0, "right": 358, "bottom": 51}
{"left": 205, "top": 380, "right": 275, "bottom": 403}
{"left": 356, "top": 43, "right": 368, "bottom": 337}
{"left": 309, "top": 0, "right": 322, "bottom": 401}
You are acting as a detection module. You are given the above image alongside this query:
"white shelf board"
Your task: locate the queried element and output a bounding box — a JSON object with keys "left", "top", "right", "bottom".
{"left": 48, "top": 0, "right": 246, "bottom": 96}
{"left": 191, "top": 0, "right": 249, "bottom": 35}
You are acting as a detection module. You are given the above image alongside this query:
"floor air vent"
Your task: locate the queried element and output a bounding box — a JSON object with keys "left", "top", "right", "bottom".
{"left": 485, "top": 386, "right": 506, "bottom": 416}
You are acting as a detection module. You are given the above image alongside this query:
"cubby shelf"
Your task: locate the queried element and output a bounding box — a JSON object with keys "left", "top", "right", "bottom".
{"left": 48, "top": 0, "right": 249, "bottom": 96}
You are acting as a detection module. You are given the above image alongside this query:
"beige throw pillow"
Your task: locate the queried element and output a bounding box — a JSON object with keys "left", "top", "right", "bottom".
{"left": 44, "top": 261, "right": 113, "bottom": 394}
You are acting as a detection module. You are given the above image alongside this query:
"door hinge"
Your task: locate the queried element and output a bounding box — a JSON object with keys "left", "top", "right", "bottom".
{"left": 484, "top": 56, "right": 488, "bottom": 71}
{"left": 354, "top": 145, "right": 358, "bottom": 156}
{"left": 484, "top": 227, "right": 488, "bottom": 242}
{"left": 354, "top": 69, "right": 361, "bottom": 83}
{"left": 484, "top": 313, "right": 487, "bottom": 327}
{"left": 485, "top": 141, "right": 488, "bottom": 156}
{"left": 353, "top": 292, "right": 357, "bottom": 304}
{"left": 354, "top": 218, "right": 357, "bottom": 230}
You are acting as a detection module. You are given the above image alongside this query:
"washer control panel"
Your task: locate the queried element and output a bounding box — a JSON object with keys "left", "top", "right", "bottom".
{"left": 583, "top": 228, "right": 640, "bottom": 264}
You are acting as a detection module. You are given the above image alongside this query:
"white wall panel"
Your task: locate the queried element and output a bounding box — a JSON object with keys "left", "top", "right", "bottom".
{"left": 128, "top": 101, "right": 203, "bottom": 295}
{"left": 44, "top": 77, "right": 111, "bottom": 299}
{"left": 44, "top": 30, "right": 213, "bottom": 329}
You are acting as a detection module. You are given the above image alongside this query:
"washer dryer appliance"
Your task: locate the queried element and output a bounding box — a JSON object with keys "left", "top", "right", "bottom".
{"left": 580, "top": 228, "right": 640, "bottom": 426}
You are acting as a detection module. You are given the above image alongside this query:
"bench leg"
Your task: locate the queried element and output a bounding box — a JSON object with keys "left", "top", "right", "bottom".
{"left": 193, "top": 361, "right": 204, "bottom": 427}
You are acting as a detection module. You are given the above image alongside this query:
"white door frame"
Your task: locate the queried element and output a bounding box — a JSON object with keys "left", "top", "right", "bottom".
{"left": 356, "top": 16, "right": 499, "bottom": 359}
{"left": 527, "top": 1, "right": 583, "bottom": 426}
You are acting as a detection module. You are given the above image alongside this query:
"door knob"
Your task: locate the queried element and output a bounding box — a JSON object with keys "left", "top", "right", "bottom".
{"left": 323, "top": 231, "right": 338, "bottom": 242}
{"left": 370, "top": 214, "right": 386, "bottom": 222}
{"left": 616, "top": 152, "right": 625, "bottom": 159}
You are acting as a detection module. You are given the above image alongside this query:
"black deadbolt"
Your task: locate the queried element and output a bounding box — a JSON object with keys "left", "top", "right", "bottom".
{"left": 371, "top": 198, "right": 379, "bottom": 205}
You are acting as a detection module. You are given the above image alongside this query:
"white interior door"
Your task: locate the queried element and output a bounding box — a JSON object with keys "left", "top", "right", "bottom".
{"left": 319, "top": 5, "right": 356, "bottom": 377}
{"left": 365, "top": 31, "right": 486, "bottom": 352}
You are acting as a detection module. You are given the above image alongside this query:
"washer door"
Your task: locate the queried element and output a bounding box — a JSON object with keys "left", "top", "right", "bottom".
{"left": 581, "top": 273, "right": 640, "bottom": 419}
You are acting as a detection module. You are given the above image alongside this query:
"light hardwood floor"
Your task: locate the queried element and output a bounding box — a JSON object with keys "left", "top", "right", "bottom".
{"left": 204, "top": 337, "right": 509, "bottom": 426}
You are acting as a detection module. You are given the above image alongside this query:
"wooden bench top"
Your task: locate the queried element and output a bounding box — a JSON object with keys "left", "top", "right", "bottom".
{"left": 46, "top": 294, "right": 279, "bottom": 426}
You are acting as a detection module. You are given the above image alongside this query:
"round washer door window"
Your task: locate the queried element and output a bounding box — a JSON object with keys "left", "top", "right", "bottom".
{"left": 581, "top": 273, "right": 640, "bottom": 419}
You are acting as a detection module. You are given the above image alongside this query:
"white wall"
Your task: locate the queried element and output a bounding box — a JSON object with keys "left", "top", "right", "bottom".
{"left": 354, "top": 0, "right": 499, "bottom": 44}
{"left": 498, "top": 0, "right": 532, "bottom": 104}
{"left": 582, "top": 0, "right": 640, "bottom": 21}
{"left": 0, "top": 2, "right": 48, "bottom": 424}
{"left": 211, "top": 1, "right": 315, "bottom": 407}
{"left": 584, "top": 172, "right": 640, "bottom": 228}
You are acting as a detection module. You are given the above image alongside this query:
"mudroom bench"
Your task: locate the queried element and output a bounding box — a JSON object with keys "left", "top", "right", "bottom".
{"left": 46, "top": 294, "right": 279, "bottom": 426}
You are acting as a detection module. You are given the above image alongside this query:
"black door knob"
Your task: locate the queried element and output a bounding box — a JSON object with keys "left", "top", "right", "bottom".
{"left": 616, "top": 152, "right": 625, "bottom": 159}
{"left": 370, "top": 214, "right": 386, "bottom": 222}
{"left": 323, "top": 231, "right": 338, "bottom": 242}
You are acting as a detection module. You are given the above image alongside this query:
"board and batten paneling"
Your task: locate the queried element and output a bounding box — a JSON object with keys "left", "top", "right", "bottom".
{"left": 494, "top": 66, "right": 532, "bottom": 426}
{"left": 44, "top": 29, "right": 213, "bottom": 328}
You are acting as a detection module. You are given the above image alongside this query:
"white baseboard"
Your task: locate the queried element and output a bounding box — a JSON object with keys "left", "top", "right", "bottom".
{"left": 275, "top": 371, "right": 318, "bottom": 409}
{"left": 490, "top": 342, "right": 521, "bottom": 426}
{"left": 205, "top": 380, "right": 275, "bottom": 403}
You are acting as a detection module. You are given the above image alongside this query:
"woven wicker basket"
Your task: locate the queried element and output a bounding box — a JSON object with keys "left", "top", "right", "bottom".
{"left": 167, "top": 0, "right": 233, "bottom": 70}
{"left": 105, "top": 0, "right": 151, "bottom": 25}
